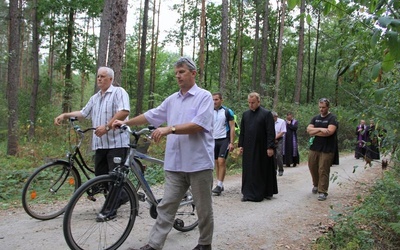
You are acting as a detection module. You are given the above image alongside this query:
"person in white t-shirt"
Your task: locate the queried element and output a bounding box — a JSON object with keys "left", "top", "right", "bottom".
{"left": 272, "top": 111, "right": 286, "bottom": 176}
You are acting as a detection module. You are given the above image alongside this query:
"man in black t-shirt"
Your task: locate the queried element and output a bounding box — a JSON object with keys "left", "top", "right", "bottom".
{"left": 306, "top": 98, "right": 338, "bottom": 201}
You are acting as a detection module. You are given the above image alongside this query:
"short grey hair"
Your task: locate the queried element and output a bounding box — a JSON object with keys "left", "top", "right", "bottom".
{"left": 98, "top": 66, "right": 114, "bottom": 84}
{"left": 271, "top": 111, "right": 278, "bottom": 117}
{"left": 174, "top": 57, "right": 197, "bottom": 71}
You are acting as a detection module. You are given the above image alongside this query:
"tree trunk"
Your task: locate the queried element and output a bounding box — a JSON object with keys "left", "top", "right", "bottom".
{"left": 7, "top": 0, "right": 21, "bottom": 155}
{"left": 28, "top": 0, "right": 40, "bottom": 140}
{"left": 273, "top": 0, "right": 286, "bottom": 109}
{"left": 311, "top": 9, "right": 321, "bottom": 103}
{"left": 237, "top": 0, "right": 243, "bottom": 94}
{"left": 136, "top": 0, "right": 149, "bottom": 115}
{"left": 48, "top": 11, "right": 55, "bottom": 99}
{"left": 108, "top": 0, "right": 128, "bottom": 86}
{"left": 95, "top": 0, "right": 112, "bottom": 93}
{"left": 269, "top": 0, "right": 279, "bottom": 97}
{"left": 251, "top": 0, "right": 261, "bottom": 92}
{"left": 62, "top": 8, "right": 75, "bottom": 113}
{"left": 219, "top": 0, "right": 229, "bottom": 93}
{"left": 198, "top": 0, "right": 206, "bottom": 86}
{"left": 293, "top": 0, "right": 305, "bottom": 104}
{"left": 306, "top": 7, "right": 310, "bottom": 103}
{"left": 260, "top": 0, "right": 270, "bottom": 96}
{"left": 148, "top": 0, "right": 160, "bottom": 110}
{"left": 180, "top": 0, "right": 186, "bottom": 56}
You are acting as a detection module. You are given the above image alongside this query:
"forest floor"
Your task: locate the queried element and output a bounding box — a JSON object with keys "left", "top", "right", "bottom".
{"left": 0, "top": 154, "right": 383, "bottom": 250}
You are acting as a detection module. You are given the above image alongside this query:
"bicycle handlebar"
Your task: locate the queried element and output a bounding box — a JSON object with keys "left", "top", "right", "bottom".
{"left": 120, "top": 124, "right": 155, "bottom": 135}
{"left": 68, "top": 117, "right": 95, "bottom": 134}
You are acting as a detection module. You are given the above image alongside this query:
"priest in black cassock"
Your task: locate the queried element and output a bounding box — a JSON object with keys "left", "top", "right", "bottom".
{"left": 238, "top": 92, "right": 278, "bottom": 202}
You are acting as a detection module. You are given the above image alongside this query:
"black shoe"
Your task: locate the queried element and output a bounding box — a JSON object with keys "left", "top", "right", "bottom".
{"left": 278, "top": 170, "right": 284, "bottom": 176}
{"left": 212, "top": 185, "right": 223, "bottom": 195}
{"left": 193, "top": 244, "right": 212, "bottom": 250}
{"left": 312, "top": 187, "right": 318, "bottom": 194}
{"left": 293, "top": 163, "right": 297, "bottom": 167}
{"left": 318, "top": 193, "right": 328, "bottom": 201}
{"left": 127, "top": 244, "right": 156, "bottom": 250}
{"left": 96, "top": 210, "right": 117, "bottom": 222}
{"left": 241, "top": 197, "right": 261, "bottom": 202}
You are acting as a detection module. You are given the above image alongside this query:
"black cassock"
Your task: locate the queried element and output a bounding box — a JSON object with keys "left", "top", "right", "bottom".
{"left": 238, "top": 106, "right": 278, "bottom": 201}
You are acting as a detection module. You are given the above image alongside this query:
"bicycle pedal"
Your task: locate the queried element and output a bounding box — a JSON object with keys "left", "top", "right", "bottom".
{"left": 137, "top": 192, "right": 145, "bottom": 202}
{"left": 87, "top": 195, "right": 96, "bottom": 201}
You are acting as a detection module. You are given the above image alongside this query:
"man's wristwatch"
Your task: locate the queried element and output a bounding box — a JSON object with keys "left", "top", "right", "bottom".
{"left": 171, "top": 126, "right": 176, "bottom": 134}
{"left": 105, "top": 125, "right": 110, "bottom": 131}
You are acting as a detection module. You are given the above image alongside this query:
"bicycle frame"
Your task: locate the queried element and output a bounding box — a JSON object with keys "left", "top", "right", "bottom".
{"left": 69, "top": 118, "right": 95, "bottom": 178}
{"left": 120, "top": 125, "right": 164, "bottom": 208}
{"left": 51, "top": 118, "right": 95, "bottom": 189}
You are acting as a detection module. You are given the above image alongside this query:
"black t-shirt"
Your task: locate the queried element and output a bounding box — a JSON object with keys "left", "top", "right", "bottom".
{"left": 309, "top": 113, "right": 338, "bottom": 153}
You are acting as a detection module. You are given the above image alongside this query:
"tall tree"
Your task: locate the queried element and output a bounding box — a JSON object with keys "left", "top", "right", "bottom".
{"left": 180, "top": 0, "right": 186, "bottom": 56}
{"left": 252, "top": 0, "right": 261, "bottom": 91}
{"left": 108, "top": 0, "right": 128, "bottom": 86}
{"left": 273, "top": 0, "right": 286, "bottom": 109}
{"left": 311, "top": 9, "right": 321, "bottom": 103}
{"left": 219, "top": 0, "right": 229, "bottom": 93}
{"left": 136, "top": 0, "right": 149, "bottom": 115}
{"left": 293, "top": 0, "right": 305, "bottom": 104}
{"left": 95, "top": 0, "right": 113, "bottom": 92}
{"left": 259, "top": 0, "right": 270, "bottom": 96}
{"left": 148, "top": 0, "right": 161, "bottom": 109}
{"left": 198, "top": 0, "right": 206, "bottom": 85}
{"left": 7, "top": 0, "right": 21, "bottom": 155}
{"left": 62, "top": 7, "right": 75, "bottom": 113}
{"left": 28, "top": 0, "right": 40, "bottom": 139}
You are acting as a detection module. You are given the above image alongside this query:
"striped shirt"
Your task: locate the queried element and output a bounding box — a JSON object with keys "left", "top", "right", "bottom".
{"left": 144, "top": 84, "right": 214, "bottom": 173}
{"left": 81, "top": 85, "right": 130, "bottom": 150}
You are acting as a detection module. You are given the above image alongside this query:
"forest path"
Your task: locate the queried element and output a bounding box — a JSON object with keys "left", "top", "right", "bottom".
{"left": 0, "top": 154, "right": 382, "bottom": 250}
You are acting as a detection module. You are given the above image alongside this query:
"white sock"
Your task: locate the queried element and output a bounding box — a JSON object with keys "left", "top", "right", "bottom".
{"left": 217, "top": 181, "right": 223, "bottom": 187}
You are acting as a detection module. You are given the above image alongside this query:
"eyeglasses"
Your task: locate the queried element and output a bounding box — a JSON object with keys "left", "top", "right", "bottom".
{"left": 180, "top": 57, "right": 197, "bottom": 71}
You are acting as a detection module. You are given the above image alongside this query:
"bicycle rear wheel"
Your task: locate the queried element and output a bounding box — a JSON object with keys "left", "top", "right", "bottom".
{"left": 63, "top": 175, "right": 137, "bottom": 250}
{"left": 22, "top": 161, "right": 80, "bottom": 220}
{"left": 173, "top": 190, "right": 199, "bottom": 232}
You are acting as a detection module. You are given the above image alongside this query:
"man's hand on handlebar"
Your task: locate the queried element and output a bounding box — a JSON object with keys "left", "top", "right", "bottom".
{"left": 112, "top": 120, "right": 125, "bottom": 129}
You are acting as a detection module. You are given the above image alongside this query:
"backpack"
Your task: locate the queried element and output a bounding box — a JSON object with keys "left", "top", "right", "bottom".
{"left": 224, "top": 107, "right": 240, "bottom": 136}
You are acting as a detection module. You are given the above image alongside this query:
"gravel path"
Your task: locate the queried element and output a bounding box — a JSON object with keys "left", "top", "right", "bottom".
{"left": 0, "top": 154, "right": 382, "bottom": 250}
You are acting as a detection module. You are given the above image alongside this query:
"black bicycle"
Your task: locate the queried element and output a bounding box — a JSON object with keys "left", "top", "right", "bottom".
{"left": 22, "top": 117, "right": 95, "bottom": 220}
{"left": 63, "top": 125, "right": 198, "bottom": 250}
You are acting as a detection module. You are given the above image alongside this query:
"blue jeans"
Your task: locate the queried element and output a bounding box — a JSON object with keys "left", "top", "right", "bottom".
{"left": 148, "top": 169, "right": 214, "bottom": 249}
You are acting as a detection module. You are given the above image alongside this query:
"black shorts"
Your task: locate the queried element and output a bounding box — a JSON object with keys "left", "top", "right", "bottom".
{"left": 214, "top": 138, "right": 230, "bottom": 160}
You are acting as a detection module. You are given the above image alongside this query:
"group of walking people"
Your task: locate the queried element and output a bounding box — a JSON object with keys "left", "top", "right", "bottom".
{"left": 355, "top": 119, "right": 384, "bottom": 161}
{"left": 53, "top": 57, "right": 340, "bottom": 249}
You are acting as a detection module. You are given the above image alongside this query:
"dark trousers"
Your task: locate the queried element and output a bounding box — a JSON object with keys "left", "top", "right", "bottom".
{"left": 94, "top": 148, "right": 128, "bottom": 176}
{"left": 94, "top": 148, "right": 129, "bottom": 204}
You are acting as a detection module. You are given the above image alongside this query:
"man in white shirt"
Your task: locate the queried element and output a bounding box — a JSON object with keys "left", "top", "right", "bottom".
{"left": 272, "top": 111, "right": 286, "bottom": 176}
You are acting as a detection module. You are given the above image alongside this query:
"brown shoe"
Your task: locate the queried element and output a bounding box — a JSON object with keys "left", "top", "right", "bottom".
{"left": 127, "top": 244, "right": 156, "bottom": 250}
{"left": 193, "top": 244, "right": 212, "bottom": 250}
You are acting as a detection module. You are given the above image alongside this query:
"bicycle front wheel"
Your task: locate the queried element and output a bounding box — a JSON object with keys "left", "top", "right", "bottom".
{"left": 63, "top": 175, "right": 137, "bottom": 250}
{"left": 173, "top": 189, "right": 199, "bottom": 232}
{"left": 22, "top": 161, "right": 80, "bottom": 220}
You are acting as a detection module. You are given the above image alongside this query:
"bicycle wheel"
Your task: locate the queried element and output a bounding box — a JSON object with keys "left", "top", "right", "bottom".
{"left": 22, "top": 161, "right": 80, "bottom": 220}
{"left": 173, "top": 190, "right": 199, "bottom": 232}
{"left": 63, "top": 175, "right": 137, "bottom": 250}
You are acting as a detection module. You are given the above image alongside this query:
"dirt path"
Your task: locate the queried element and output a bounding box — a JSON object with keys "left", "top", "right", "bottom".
{"left": 0, "top": 155, "right": 382, "bottom": 250}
